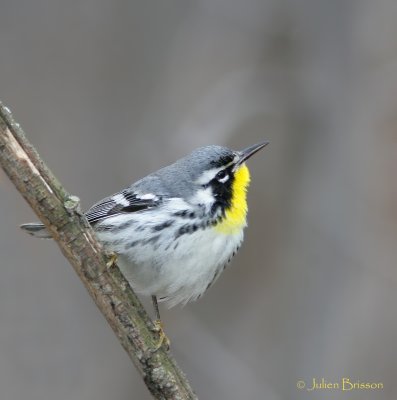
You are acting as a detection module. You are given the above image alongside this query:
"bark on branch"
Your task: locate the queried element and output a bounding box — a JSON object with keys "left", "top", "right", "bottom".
{"left": 0, "top": 101, "right": 197, "bottom": 400}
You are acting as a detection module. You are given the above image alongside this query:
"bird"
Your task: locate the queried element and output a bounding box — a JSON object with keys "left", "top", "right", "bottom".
{"left": 21, "top": 142, "right": 268, "bottom": 328}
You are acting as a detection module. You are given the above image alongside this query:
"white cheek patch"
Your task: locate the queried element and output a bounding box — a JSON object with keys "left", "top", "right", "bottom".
{"left": 190, "top": 187, "right": 214, "bottom": 207}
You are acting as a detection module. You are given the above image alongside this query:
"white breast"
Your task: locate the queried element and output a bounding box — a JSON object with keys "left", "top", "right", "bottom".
{"left": 117, "top": 226, "right": 243, "bottom": 307}
{"left": 95, "top": 199, "right": 245, "bottom": 307}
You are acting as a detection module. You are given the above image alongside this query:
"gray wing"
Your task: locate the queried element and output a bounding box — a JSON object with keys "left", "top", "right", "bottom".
{"left": 85, "top": 188, "right": 161, "bottom": 223}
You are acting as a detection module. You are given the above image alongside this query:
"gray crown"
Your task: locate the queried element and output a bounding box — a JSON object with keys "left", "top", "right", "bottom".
{"left": 132, "top": 145, "right": 235, "bottom": 198}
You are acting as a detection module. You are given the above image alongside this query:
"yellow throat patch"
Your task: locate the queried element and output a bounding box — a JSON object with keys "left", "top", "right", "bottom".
{"left": 215, "top": 164, "right": 251, "bottom": 234}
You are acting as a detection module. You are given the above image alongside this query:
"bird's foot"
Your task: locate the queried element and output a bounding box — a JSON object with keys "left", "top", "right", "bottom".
{"left": 105, "top": 252, "right": 118, "bottom": 268}
{"left": 151, "top": 319, "right": 170, "bottom": 351}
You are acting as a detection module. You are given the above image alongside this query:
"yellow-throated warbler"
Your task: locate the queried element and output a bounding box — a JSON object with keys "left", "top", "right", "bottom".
{"left": 21, "top": 142, "right": 268, "bottom": 314}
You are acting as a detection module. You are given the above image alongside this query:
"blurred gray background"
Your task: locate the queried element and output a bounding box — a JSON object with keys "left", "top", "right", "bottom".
{"left": 1, "top": 1, "right": 396, "bottom": 399}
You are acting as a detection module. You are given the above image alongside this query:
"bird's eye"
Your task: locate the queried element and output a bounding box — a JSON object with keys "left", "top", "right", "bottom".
{"left": 216, "top": 170, "right": 228, "bottom": 182}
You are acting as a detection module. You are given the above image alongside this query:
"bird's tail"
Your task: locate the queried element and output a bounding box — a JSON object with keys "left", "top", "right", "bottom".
{"left": 20, "top": 223, "right": 52, "bottom": 239}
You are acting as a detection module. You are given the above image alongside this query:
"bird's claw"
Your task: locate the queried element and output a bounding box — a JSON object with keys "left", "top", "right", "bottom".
{"left": 105, "top": 252, "right": 118, "bottom": 268}
{"left": 151, "top": 319, "right": 170, "bottom": 351}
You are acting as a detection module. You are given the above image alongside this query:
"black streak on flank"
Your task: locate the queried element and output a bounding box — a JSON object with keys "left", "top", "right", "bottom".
{"left": 110, "top": 220, "right": 136, "bottom": 232}
{"left": 142, "top": 235, "right": 160, "bottom": 245}
{"left": 94, "top": 224, "right": 114, "bottom": 232}
{"left": 173, "top": 210, "right": 198, "bottom": 219}
{"left": 125, "top": 240, "right": 141, "bottom": 249}
{"left": 173, "top": 210, "right": 188, "bottom": 218}
{"left": 175, "top": 225, "right": 189, "bottom": 239}
{"left": 152, "top": 220, "right": 174, "bottom": 232}
{"left": 174, "top": 223, "right": 200, "bottom": 239}
{"left": 124, "top": 235, "right": 161, "bottom": 250}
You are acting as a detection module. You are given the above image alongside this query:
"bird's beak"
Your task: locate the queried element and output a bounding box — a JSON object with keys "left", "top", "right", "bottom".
{"left": 233, "top": 141, "right": 269, "bottom": 170}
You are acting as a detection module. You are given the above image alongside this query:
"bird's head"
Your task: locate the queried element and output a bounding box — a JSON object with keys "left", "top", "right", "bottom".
{"left": 175, "top": 142, "right": 268, "bottom": 232}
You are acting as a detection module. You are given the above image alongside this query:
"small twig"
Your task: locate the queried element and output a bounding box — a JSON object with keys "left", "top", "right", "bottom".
{"left": 0, "top": 101, "right": 197, "bottom": 400}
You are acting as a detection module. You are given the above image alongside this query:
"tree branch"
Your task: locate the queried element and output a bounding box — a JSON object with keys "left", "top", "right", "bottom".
{"left": 0, "top": 101, "right": 197, "bottom": 400}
